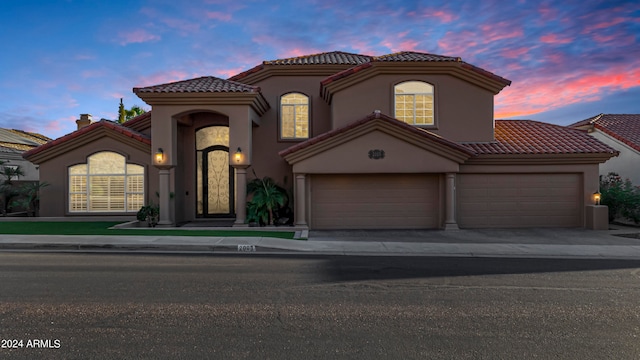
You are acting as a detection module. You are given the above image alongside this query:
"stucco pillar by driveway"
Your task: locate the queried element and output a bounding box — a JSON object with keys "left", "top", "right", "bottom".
{"left": 295, "top": 174, "right": 307, "bottom": 227}
{"left": 234, "top": 166, "right": 249, "bottom": 227}
{"left": 157, "top": 168, "right": 173, "bottom": 226}
{"left": 444, "top": 173, "right": 459, "bottom": 230}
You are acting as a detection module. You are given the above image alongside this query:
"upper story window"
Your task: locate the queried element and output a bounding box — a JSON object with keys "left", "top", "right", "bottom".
{"left": 280, "top": 93, "right": 309, "bottom": 139}
{"left": 68, "top": 151, "right": 144, "bottom": 213}
{"left": 394, "top": 81, "right": 434, "bottom": 126}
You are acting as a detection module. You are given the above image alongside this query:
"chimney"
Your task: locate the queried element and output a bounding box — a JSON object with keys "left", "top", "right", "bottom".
{"left": 76, "top": 114, "right": 92, "bottom": 130}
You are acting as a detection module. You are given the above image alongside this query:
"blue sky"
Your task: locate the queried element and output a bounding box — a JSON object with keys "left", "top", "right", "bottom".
{"left": 0, "top": 0, "right": 638, "bottom": 138}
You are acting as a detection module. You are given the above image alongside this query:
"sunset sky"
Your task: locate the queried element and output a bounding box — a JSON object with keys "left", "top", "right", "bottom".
{"left": 1, "top": 0, "right": 638, "bottom": 139}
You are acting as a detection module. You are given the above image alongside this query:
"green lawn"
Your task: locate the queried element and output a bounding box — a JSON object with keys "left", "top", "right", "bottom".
{"left": 0, "top": 222, "right": 296, "bottom": 239}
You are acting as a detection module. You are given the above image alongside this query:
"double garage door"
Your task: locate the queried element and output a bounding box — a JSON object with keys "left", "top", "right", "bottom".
{"left": 311, "top": 174, "right": 439, "bottom": 229}
{"left": 310, "top": 173, "right": 582, "bottom": 230}
{"left": 458, "top": 173, "right": 582, "bottom": 228}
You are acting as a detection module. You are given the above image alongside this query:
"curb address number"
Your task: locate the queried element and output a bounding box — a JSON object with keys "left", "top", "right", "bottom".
{"left": 237, "top": 245, "right": 256, "bottom": 252}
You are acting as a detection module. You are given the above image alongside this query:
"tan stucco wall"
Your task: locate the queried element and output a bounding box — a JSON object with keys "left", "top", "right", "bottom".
{"left": 590, "top": 131, "right": 640, "bottom": 185}
{"left": 330, "top": 74, "right": 495, "bottom": 142}
{"left": 248, "top": 75, "right": 333, "bottom": 191}
{"left": 36, "top": 137, "right": 156, "bottom": 217}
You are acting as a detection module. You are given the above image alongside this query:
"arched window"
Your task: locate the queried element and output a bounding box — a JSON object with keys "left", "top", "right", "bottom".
{"left": 68, "top": 152, "right": 144, "bottom": 212}
{"left": 280, "top": 93, "right": 309, "bottom": 139}
{"left": 394, "top": 81, "right": 434, "bottom": 125}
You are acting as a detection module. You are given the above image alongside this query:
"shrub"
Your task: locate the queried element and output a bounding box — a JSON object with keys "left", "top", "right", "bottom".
{"left": 599, "top": 173, "right": 640, "bottom": 223}
{"left": 137, "top": 204, "right": 159, "bottom": 227}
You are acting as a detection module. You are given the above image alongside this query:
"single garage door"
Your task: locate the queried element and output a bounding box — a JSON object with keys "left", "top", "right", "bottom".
{"left": 458, "top": 173, "right": 582, "bottom": 228}
{"left": 311, "top": 174, "right": 439, "bottom": 229}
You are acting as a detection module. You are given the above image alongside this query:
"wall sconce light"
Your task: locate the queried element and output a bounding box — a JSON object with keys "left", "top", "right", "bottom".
{"left": 155, "top": 148, "right": 164, "bottom": 163}
{"left": 593, "top": 191, "right": 601, "bottom": 205}
{"left": 234, "top": 147, "right": 242, "bottom": 163}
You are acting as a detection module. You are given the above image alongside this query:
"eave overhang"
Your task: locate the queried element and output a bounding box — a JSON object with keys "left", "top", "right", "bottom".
{"left": 463, "top": 152, "right": 619, "bottom": 165}
{"left": 132, "top": 91, "right": 270, "bottom": 116}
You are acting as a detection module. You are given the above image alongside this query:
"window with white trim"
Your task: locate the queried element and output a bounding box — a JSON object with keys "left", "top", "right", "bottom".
{"left": 68, "top": 152, "right": 144, "bottom": 212}
{"left": 394, "top": 81, "right": 434, "bottom": 125}
{"left": 280, "top": 93, "right": 309, "bottom": 139}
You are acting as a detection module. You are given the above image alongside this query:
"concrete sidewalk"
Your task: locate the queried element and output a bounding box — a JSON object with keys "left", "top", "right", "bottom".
{"left": 0, "top": 224, "right": 639, "bottom": 259}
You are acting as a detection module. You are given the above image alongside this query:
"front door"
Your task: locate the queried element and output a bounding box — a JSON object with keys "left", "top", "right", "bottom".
{"left": 196, "top": 126, "right": 234, "bottom": 218}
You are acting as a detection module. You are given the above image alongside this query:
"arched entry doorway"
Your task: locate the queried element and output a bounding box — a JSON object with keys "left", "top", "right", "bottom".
{"left": 196, "top": 126, "right": 234, "bottom": 217}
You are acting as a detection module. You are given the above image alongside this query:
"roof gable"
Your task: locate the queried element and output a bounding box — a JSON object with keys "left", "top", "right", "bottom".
{"left": 280, "top": 111, "right": 474, "bottom": 166}
{"left": 23, "top": 120, "right": 151, "bottom": 164}
{"left": 320, "top": 51, "right": 511, "bottom": 102}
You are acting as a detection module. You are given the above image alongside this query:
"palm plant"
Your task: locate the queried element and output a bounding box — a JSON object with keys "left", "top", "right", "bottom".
{"left": 247, "top": 175, "right": 287, "bottom": 226}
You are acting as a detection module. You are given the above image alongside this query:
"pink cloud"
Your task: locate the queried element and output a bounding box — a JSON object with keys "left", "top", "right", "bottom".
{"left": 500, "top": 47, "right": 529, "bottom": 59}
{"left": 206, "top": 11, "right": 232, "bottom": 21}
{"left": 582, "top": 17, "right": 628, "bottom": 33}
{"left": 540, "top": 34, "right": 573, "bottom": 44}
{"left": 495, "top": 64, "right": 640, "bottom": 119}
{"left": 479, "top": 23, "right": 524, "bottom": 42}
{"left": 118, "top": 29, "right": 161, "bottom": 46}
{"left": 409, "top": 8, "right": 458, "bottom": 23}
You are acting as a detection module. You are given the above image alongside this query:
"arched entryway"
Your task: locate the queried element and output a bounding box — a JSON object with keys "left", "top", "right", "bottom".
{"left": 196, "top": 126, "right": 234, "bottom": 217}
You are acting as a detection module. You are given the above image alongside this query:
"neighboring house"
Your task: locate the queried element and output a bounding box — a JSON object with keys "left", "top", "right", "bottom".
{"left": 24, "top": 51, "right": 618, "bottom": 229}
{"left": 0, "top": 128, "right": 51, "bottom": 181}
{"left": 569, "top": 114, "right": 640, "bottom": 185}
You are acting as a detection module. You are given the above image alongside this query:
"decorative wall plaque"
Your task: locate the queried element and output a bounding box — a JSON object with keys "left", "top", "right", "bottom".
{"left": 368, "top": 149, "right": 385, "bottom": 159}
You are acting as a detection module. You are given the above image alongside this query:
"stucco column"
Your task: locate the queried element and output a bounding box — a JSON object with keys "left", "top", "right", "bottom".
{"left": 157, "top": 168, "right": 173, "bottom": 226}
{"left": 444, "top": 173, "right": 459, "bottom": 230}
{"left": 295, "top": 174, "right": 307, "bottom": 227}
{"left": 234, "top": 166, "right": 249, "bottom": 227}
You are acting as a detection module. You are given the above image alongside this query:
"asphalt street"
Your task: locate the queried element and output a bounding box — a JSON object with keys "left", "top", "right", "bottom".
{"left": 1, "top": 253, "right": 640, "bottom": 359}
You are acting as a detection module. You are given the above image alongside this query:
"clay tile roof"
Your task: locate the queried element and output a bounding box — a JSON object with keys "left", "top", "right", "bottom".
{"left": 23, "top": 120, "right": 151, "bottom": 159}
{"left": 321, "top": 51, "right": 511, "bottom": 88}
{"left": 264, "top": 51, "right": 373, "bottom": 65}
{"left": 133, "top": 76, "right": 259, "bottom": 93}
{"left": 569, "top": 114, "right": 640, "bottom": 152}
{"left": 373, "top": 51, "right": 460, "bottom": 62}
{"left": 279, "top": 111, "right": 475, "bottom": 158}
{"left": 463, "top": 120, "right": 618, "bottom": 155}
{"left": 0, "top": 128, "right": 50, "bottom": 148}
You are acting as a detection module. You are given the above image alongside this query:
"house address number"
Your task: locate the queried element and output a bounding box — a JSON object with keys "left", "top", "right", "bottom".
{"left": 368, "top": 149, "right": 385, "bottom": 159}
{"left": 237, "top": 245, "right": 256, "bottom": 252}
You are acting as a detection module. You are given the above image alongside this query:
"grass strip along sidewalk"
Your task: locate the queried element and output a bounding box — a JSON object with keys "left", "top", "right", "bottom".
{"left": 0, "top": 222, "right": 296, "bottom": 239}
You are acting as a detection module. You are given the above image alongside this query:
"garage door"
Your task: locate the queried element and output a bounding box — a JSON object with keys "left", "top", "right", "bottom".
{"left": 458, "top": 173, "right": 582, "bottom": 228}
{"left": 311, "top": 174, "right": 439, "bottom": 229}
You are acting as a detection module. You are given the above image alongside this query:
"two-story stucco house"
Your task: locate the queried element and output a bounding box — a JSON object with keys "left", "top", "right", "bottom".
{"left": 23, "top": 51, "right": 618, "bottom": 229}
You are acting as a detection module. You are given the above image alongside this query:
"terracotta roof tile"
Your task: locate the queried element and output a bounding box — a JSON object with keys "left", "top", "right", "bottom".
{"left": 321, "top": 51, "right": 511, "bottom": 88}
{"left": 23, "top": 120, "right": 151, "bottom": 159}
{"left": 0, "top": 128, "right": 49, "bottom": 148}
{"left": 134, "top": 76, "right": 259, "bottom": 93}
{"left": 264, "top": 51, "right": 372, "bottom": 65}
{"left": 464, "top": 120, "right": 618, "bottom": 155}
{"left": 373, "top": 51, "right": 459, "bottom": 62}
{"left": 569, "top": 114, "right": 640, "bottom": 152}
